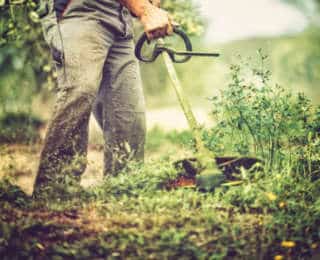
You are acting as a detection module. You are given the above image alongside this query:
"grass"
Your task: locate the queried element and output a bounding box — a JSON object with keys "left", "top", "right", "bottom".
{"left": 0, "top": 131, "right": 319, "bottom": 259}
{"left": 0, "top": 51, "right": 320, "bottom": 259}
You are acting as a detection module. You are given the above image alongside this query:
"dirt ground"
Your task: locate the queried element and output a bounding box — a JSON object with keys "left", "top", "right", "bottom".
{"left": 0, "top": 107, "right": 202, "bottom": 195}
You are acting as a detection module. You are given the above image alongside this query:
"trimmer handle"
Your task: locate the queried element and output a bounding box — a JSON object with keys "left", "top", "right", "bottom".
{"left": 135, "top": 27, "right": 193, "bottom": 63}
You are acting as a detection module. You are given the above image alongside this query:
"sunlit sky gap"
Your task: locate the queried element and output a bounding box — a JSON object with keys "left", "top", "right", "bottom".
{"left": 198, "top": 0, "right": 309, "bottom": 43}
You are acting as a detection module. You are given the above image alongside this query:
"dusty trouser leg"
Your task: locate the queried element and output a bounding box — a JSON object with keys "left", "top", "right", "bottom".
{"left": 35, "top": 19, "right": 113, "bottom": 187}
{"left": 93, "top": 39, "right": 146, "bottom": 176}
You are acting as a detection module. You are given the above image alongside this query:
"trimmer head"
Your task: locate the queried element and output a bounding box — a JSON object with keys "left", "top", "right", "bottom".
{"left": 195, "top": 169, "right": 226, "bottom": 192}
{"left": 170, "top": 157, "right": 263, "bottom": 191}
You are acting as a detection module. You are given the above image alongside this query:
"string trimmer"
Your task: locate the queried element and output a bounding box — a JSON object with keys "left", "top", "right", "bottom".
{"left": 135, "top": 27, "right": 261, "bottom": 191}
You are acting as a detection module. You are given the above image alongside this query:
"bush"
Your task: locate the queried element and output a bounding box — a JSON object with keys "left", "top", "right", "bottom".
{"left": 204, "top": 50, "right": 320, "bottom": 174}
{"left": 199, "top": 52, "right": 320, "bottom": 257}
{"left": 0, "top": 112, "right": 44, "bottom": 144}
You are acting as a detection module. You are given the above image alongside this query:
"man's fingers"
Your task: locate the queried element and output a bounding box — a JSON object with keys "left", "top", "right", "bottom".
{"left": 146, "top": 26, "right": 168, "bottom": 40}
{"left": 140, "top": 4, "right": 174, "bottom": 40}
{"left": 166, "top": 22, "right": 173, "bottom": 35}
{"left": 151, "top": 29, "right": 159, "bottom": 39}
{"left": 147, "top": 30, "right": 161, "bottom": 40}
{"left": 165, "top": 15, "right": 174, "bottom": 35}
{"left": 158, "top": 27, "right": 167, "bottom": 37}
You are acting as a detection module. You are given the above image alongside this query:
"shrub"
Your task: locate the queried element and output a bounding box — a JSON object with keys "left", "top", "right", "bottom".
{"left": 204, "top": 50, "right": 320, "bottom": 174}
{"left": 0, "top": 112, "right": 43, "bottom": 144}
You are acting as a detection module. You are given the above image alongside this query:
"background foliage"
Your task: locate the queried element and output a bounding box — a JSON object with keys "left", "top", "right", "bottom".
{"left": 0, "top": 0, "right": 204, "bottom": 114}
{"left": 0, "top": 0, "right": 204, "bottom": 142}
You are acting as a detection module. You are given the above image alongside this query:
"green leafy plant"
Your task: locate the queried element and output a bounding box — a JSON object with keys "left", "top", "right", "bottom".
{"left": 161, "top": 0, "right": 204, "bottom": 35}
{"left": 204, "top": 50, "right": 320, "bottom": 173}
{"left": 0, "top": 0, "right": 53, "bottom": 117}
{"left": 0, "top": 112, "right": 43, "bottom": 143}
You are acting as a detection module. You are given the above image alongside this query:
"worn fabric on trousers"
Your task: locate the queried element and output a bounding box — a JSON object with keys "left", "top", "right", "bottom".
{"left": 35, "top": 0, "right": 146, "bottom": 187}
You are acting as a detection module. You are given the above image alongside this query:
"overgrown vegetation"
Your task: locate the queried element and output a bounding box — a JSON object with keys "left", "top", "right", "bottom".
{"left": 0, "top": 56, "right": 319, "bottom": 259}
{"left": 204, "top": 50, "right": 320, "bottom": 174}
{"left": 0, "top": 112, "right": 43, "bottom": 143}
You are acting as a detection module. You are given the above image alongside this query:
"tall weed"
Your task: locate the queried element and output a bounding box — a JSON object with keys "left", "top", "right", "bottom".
{"left": 205, "top": 50, "right": 320, "bottom": 175}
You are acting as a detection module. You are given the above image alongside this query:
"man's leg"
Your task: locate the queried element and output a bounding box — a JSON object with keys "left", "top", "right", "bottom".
{"left": 93, "top": 38, "right": 146, "bottom": 176}
{"left": 35, "top": 19, "right": 113, "bottom": 188}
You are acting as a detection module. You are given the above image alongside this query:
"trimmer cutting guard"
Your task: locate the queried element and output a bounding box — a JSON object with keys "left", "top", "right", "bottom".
{"left": 169, "top": 157, "right": 263, "bottom": 191}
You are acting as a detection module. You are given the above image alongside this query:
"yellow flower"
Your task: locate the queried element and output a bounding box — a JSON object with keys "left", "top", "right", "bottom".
{"left": 279, "top": 202, "right": 286, "bottom": 208}
{"left": 36, "top": 243, "right": 44, "bottom": 250}
{"left": 265, "top": 192, "right": 277, "bottom": 201}
{"left": 274, "top": 255, "right": 284, "bottom": 260}
{"left": 281, "top": 241, "right": 296, "bottom": 248}
{"left": 311, "top": 243, "right": 318, "bottom": 249}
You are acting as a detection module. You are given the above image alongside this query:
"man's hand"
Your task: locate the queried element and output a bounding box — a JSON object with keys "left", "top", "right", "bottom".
{"left": 119, "top": 0, "right": 172, "bottom": 40}
{"left": 139, "top": 4, "right": 173, "bottom": 40}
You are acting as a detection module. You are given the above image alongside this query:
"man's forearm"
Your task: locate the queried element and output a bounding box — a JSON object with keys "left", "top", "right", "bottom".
{"left": 118, "top": 0, "right": 153, "bottom": 18}
{"left": 119, "top": 0, "right": 171, "bottom": 40}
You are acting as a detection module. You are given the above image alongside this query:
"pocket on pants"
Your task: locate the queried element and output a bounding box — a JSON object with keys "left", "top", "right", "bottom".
{"left": 41, "top": 10, "right": 65, "bottom": 67}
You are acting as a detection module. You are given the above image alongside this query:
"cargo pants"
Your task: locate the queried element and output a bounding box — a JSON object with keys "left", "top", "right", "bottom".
{"left": 35, "top": 0, "right": 146, "bottom": 187}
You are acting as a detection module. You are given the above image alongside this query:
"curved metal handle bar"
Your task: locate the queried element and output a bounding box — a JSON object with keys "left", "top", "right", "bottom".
{"left": 135, "top": 27, "right": 193, "bottom": 63}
